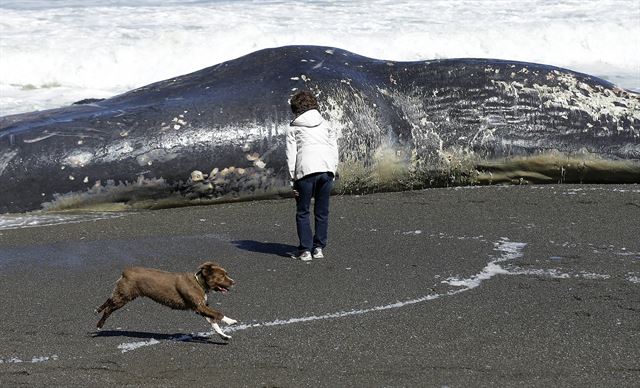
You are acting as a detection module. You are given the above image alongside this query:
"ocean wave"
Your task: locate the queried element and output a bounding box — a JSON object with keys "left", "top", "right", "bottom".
{"left": 1, "top": 0, "right": 638, "bottom": 116}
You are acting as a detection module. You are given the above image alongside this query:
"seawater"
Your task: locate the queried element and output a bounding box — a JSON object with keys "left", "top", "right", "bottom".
{"left": 1, "top": 0, "right": 638, "bottom": 116}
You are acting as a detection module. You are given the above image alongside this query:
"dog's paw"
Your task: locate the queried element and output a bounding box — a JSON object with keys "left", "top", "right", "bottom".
{"left": 211, "top": 322, "right": 232, "bottom": 340}
{"left": 218, "top": 331, "right": 232, "bottom": 340}
{"left": 222, "top": 316, "right": 237, "bottom": 326}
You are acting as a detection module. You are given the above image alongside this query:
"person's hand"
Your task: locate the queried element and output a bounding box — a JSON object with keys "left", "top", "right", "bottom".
{"left": 293, "top": 189, "right": 299, "bottom": 198}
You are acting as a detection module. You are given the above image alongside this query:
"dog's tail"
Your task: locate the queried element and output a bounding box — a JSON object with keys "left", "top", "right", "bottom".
{"left": 95, "top": 275, "right": 124, "bottom": 314}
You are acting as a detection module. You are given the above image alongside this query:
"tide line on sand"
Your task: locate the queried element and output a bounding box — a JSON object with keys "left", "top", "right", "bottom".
{"left": 115, "top": 238, "right": 526, "bottom": 353}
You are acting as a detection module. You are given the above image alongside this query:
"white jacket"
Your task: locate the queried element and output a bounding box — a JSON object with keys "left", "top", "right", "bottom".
{"left": 286, "top": 109, "right": 339, "bottom": 181}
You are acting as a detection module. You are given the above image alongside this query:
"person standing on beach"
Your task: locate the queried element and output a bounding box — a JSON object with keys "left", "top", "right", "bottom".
{"left": 286, "top": 90, "right": 339, "bottom": 261}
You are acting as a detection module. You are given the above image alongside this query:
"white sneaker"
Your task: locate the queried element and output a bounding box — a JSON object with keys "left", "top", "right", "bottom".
{"left": 292, "top": 250, "right": 312, "bottom": 261}
{"left": 312, "top": 248, "right": 324, "bottom": 259}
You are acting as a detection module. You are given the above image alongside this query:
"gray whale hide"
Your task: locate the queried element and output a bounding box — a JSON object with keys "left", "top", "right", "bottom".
{"left": 1, "top": 45, "right": 639, "bottom": 213}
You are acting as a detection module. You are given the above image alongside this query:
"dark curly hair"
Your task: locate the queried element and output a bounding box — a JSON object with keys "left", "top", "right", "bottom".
{"left": 290, "top": 90, "right": 319, "bottom": 116}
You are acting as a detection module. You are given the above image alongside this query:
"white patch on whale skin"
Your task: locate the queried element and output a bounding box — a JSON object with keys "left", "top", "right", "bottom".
{"left": 135, "top": 149, "right": 179, "bottom": 166}
{"left": 98, "top": 123, "right": 271, "bottom": 167}
{"left": 470, "top": 127, "right": 497, "bottom": 147}
{"left": 492, "top": 73, "right": 640, "bottom": 131}
{"left": 63, "top": 150, "right": 94, "bottom": 168}
{"left": 102, "top": 141, "right": 135, "bottom": 162}
{"left": 0, "top": 150, "right": 18, "bottom": 175}
{"left": 172, "top": 117, "right": 187, "bottom": 126}
{"left": 22, "top": 132, "right": 58, "bottom": 143}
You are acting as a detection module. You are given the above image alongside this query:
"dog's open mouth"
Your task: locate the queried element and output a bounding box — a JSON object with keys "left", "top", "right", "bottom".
{"left": 214, "top": 285, "right": 230, "bottom": 294}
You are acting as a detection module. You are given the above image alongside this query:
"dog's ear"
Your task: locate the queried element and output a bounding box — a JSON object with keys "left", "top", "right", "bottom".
{"left": 199, "top": 263, "right": 211, "bottom": 276}
{"left": 199, "top": 262, "right": 220, "bottom": 276}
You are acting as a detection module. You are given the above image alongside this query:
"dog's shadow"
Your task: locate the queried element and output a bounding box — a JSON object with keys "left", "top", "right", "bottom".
{"left": 232, "top": 240, "right": 295, "bottom": 258}
{"left": 91, "top": 330, "right": 229, "bottom": 345}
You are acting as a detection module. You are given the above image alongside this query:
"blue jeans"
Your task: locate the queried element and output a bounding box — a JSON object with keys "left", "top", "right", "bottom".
{"left": 294, "top": 172, "right": 334, "bottom": 252}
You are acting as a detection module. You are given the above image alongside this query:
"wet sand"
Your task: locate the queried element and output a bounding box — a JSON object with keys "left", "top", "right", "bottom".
{"left": 0, "top": 184, "right": 638, "bottom": 387}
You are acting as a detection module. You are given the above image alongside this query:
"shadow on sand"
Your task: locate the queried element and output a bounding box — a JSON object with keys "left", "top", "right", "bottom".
{"left": 91, "top": 330, "right": 228, "bottom": 345}
{"left": 232, "top": 240, "right": 296, "bottom": 258}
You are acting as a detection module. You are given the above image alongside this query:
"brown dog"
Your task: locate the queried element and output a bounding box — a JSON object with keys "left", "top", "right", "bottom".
{"left": 96, "top": 262, "right": 238, "bottom": 339}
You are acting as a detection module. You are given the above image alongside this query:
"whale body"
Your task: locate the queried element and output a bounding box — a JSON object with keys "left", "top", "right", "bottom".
{"left": 1, "top": 45, "right": 639, "bottom": 213}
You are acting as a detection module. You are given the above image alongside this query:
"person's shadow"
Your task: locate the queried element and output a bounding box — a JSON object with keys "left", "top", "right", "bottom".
{"left": 231, "top": 240, "right": 296, "bottom": 258}
{"left": 91, "top": 330, "right": 228, "bottom": 345}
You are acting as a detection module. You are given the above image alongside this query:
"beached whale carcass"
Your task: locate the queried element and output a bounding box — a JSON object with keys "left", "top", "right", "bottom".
{"left": 0, "top": 45, "right": 638, "bottom": 213}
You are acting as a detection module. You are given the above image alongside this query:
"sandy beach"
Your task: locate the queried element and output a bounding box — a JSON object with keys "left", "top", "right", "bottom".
{"left": 0, "top": 184, "right": 638, "bottom": 387}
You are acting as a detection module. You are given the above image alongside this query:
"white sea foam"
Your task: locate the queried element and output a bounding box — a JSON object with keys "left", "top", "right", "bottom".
{"left": 1, "top": 0, "right": 638, "bottom": 116}
{"left": 224, "top": 292, "right": 442, "bottom": 334}
{"left": 31, "top": 355, "right": 56, "bottom": 363}
{"left": 117, "top": 339, "right": 160, "bottom": 353}
{"left": 508, "top": 268, "right": 571, "bottom": 279}
{"left": 0, "top": 212, "right": 126, "bottom": 230}
{"left": 577, "top": 272, "right": 611, "bottom": 280}
{"left": 0, "top": 357, "right": 22, "bottom": 364}
{"left": 443, "top": 240, "right": 527, "bottom": 289}
{"left": 627, "top": 273, "right": 640, "bottom": 284}
{"left": 0, "top": 354, "right": 58, "bottom": 364}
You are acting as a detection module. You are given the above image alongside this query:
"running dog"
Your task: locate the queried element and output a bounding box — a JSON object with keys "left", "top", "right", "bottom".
{"left": 96, "top": 262, "right": 238, "bottom": 339}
